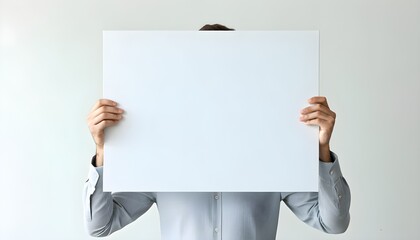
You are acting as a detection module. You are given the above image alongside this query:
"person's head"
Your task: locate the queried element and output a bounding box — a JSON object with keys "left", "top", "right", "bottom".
{"left": 199, "top": 24, "right": 235, "bottom": 31}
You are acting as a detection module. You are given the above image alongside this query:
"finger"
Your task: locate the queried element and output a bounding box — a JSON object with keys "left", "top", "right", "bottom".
{"left": 308, "top": 96, "right": 329, "bottom": 108}
{"left": 300, "top": 110, "right": 334, "bottom": 122}
{"left": 93, "top": 112, "right": 122, "bottom": 125}
{"left": 302, "top": 118, "right": 329, "bottom": 128}
{"left": 90, "top": 99, "right": 117, "bottom": 112}
{"left": 301, "top": 104, "right": 335, "bottom": 118}
{"left": 301, "top": 114, "right": 335, "bottom": 131}
{"left": 97, "top": 119, "right": 119, "bottom": 130}
{"left": 90, "top": 105, "right": 124, "bottom": 120}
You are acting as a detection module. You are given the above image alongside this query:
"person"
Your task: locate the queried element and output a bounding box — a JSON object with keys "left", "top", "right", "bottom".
{"left": 83, "top": 24, "right": 351, "bottom": 240}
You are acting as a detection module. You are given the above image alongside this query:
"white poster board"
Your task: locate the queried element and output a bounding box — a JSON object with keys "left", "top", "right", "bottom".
{"left": 103, "top": 31, "right": 319, "bottom": 192}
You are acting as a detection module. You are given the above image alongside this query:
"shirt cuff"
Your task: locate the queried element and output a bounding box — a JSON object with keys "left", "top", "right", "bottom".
{"left": 86, "top": 155, "right": 102, "bottom": 193}
{"left": 319, "top": 151, "right": 343, "bottom": 184}
{"left": 86, "top": 165, "right": 100, "bottom": 190}
{"left": 83, "top": 157, "right": 102, "bottom": 222}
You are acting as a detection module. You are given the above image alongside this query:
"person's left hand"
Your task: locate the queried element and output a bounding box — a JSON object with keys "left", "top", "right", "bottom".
{"left": 300, "top": 96, "right": 336, "bottom": 162}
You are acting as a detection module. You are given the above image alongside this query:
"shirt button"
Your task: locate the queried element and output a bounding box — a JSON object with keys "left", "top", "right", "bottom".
{"left": 338, "top": 194, "right": 342, "bottom": 199}
{"left": 329, "top": 170, "right": 334, "bottom": 175}
{"left": 214, "top": 227, "right": 219, "bottom": 233}
{"left": 214, "top": 195, "right": 219, "bottom": 200}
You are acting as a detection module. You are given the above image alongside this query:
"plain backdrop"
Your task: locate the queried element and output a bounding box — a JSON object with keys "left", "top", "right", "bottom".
{"left": 0, "top": 0, "right": 419, "bottom": 239}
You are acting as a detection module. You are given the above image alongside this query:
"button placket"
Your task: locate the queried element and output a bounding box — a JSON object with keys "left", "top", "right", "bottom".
{"left": 212, "top": 192, "right": 222, "bottom": 240}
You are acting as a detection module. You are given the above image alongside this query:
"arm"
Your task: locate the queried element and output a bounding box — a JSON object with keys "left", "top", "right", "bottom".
{"left": 283, "top": 96, "right": 350, "bottom": 233}
{"left": 281, "top": 152, "right": 351, "bottom": 233}
{"left": 83, "top": 99, "right": 155, "bottom": 237}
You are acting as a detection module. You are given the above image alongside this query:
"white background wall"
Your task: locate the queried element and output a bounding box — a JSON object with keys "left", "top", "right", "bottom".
{"left": 0, "top": 0, "right": 419, "bottom": 239}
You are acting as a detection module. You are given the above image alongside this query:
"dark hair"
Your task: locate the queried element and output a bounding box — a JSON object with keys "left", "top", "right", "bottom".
{"left": 199, "top": 24, "right": 235, "bottom": 31}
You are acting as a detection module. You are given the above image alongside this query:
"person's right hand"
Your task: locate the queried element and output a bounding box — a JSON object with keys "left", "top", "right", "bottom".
{"left": 87, "top": 99, "right": 124, "bottom": 166}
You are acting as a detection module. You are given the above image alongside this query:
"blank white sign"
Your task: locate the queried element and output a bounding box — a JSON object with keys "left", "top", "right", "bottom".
{"left": 103, "top": 31, "right": 319, "bottom": 192}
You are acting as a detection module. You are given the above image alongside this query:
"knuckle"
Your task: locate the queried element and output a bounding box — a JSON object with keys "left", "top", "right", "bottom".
{"left": 96, "top": 114, "right": 104, "bottom": 121}
{"left": 98, "top": 121, "right": 106, "bottom": 128}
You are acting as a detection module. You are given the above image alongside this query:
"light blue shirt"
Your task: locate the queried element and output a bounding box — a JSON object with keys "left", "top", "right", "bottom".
{"left": 83, "top": 152, "right": 350, "bottom": 239}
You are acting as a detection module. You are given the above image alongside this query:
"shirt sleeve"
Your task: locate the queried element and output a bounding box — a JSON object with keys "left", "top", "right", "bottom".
{"left": 281, "top": 151, "right": 351, "bottom": 234}
{"left": 82, "top": 155, "right": 156, "bottom": 237}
